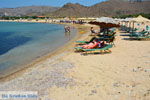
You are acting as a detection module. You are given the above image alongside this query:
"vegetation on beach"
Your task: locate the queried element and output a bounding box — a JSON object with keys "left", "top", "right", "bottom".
{"left": 0, "top": 16, "right": 48, "bottom": 20}
{"left": 1, "top": 13, "right": 150, "bottom": 20}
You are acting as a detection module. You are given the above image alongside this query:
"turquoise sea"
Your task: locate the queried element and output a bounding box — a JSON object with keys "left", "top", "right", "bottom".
{"left": 0, "top": 22, "right": 76, "bottom": 78}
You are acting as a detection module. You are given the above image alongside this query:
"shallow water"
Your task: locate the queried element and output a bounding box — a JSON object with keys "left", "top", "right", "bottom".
{"left": 0, "top": 22, "right": 76, "bottom": 78}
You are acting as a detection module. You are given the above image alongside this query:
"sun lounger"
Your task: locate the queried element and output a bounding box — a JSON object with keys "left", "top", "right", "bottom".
{"left": 75, "top": 41, "right": 89, "bottom": 44}
{"left": 129, "top": 31, "right": 148, "bottom": 37}
{"left": 75, "top": 44, "right": 113, "bottom": 54}
{"left": 131, "top": 35, "right": 150, "bottom": 40}
{"left": 75, "top": 35, "right": 115, "bottom": 44}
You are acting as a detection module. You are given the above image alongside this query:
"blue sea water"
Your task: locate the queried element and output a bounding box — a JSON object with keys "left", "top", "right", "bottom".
{"left": 0, "top": 22, "right": 76, "bottom": 78}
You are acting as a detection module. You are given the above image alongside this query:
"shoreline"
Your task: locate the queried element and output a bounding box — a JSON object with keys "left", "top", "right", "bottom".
{"left": 0, "top": 22, "right": 92, "bottom": 82}
{"left": 0, "top": 19, "right": 51, "bottom": 23}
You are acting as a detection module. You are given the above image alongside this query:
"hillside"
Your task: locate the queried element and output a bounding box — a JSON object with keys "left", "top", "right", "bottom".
{"left": 51, "top": 0, "right": 150, "bottom": 17}
{"left": 0, "top": 0, "right": 150, "bottom": 17}
{"left": 89, "top": 0, "right": 150, "bottom": 17}
{"left": 0, "top": 6, "right": 59, "bottom": 16}
{"left": 50, "top": 3, "right": 89, "bottom": 17}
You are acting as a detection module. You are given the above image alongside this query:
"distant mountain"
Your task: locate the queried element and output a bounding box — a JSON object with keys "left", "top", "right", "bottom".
{"left": 0, "top": 6, "right": 59, "bottom": 16}
{"left": 50, "top": 3, "right": 88, "bottom": 17}
{"left": 89, "top": 0, "right": 150, "bottom": 17}
{"left": 0, "top": 0, "right": 150, "bottom": 17}
{"left": 51, "top": 0, "right": 150, "bottom": 17}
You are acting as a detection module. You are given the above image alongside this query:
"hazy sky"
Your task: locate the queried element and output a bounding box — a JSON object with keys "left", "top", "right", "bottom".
{"left": 0, "top": 0, "right": 107, "bottom": 8}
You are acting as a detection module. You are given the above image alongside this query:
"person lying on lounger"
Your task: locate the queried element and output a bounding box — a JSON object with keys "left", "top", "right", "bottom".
{"left": 82, "top": 39, "right": 105, "bottom": 49}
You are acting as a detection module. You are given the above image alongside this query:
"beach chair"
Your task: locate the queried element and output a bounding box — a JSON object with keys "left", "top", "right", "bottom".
{"left": 75, "top": 32, "right": 116, "bottom": 46}
{"left": 75, "top": 35, "right": 115, "bottom": 46}
{"left": 131, "top": 35, "right": 150, "bottom": 40}
{"left": 81, "top": 44, "right": 113, "bottom": 55}
{"left": 106, "top": 36, "right": 115, "bottom": 46}
{"left": 75, "top": 37, "right": 98, "bottom": 45}
{"left": 75, "top": 41, "right": 89, "bottom": 44}
{"left": 146, "top": 26, "right": 150, "bottom": 31}
{"left": 128, "top": 28, "right": 138, "bottom": 33}
{"left": 129, "top": 31, "right": 148, "bottom": 37}
{"left": 75, "top": 37, "right": 108, "bottom": 45}
{"left": 75, "top": 44, "right": 113, "bottom": 54}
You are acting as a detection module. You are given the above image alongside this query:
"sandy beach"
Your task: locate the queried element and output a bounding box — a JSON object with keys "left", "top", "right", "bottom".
{"left": 0, "top": 23, "right": 150, "bottom": 100}
{"left": 47, "top": 28, "right": 150, "bottom": 100}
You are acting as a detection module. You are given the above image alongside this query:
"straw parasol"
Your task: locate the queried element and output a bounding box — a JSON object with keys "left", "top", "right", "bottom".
{"left": 131, "top": 15, "right": 150, "bottom": 23}
{"left": 96, "top": 17, "right": 117, "bottom": 24}
{"left": 89, "top": 21, "right": 120, "bottom": 28}
{"left": 129, "top": 15, "right": 150, "bottom": 30}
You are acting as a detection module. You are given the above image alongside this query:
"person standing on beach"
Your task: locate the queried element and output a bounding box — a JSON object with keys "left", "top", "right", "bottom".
{"left": 67, "top": 26, "right": 71, "bottom": 32}
{"left": 64, "top": 26, "right": 71, "bottom": 33}
{"left": 64, "top": 26, "right": 68, "bottom": 32}
{"left": 64, "top": 26, "right": 71, "bottom": 40}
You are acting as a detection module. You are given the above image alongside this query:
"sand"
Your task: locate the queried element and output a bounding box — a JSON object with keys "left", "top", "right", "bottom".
{"left": 0, "top": 23, "right": 150, "bottom": 100}
{"left": 47, "top": 29, "right": 150, "bottom": 100}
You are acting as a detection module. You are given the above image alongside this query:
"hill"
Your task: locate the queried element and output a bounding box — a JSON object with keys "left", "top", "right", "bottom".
{"left": 51, "top": 0, "right": 150, "bottom": 17}
{"left": 0, "top": 6, "right": 59, "bottom": 16}
{"left": 0, "top": 0, "right": 150, "bottom": 17}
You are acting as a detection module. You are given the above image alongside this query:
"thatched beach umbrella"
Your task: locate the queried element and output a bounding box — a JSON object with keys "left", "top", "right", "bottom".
{"left": 130, "top": 15, "right": 150, "bottom": 31}
{"left": 122, "top": 18, "right": 133, "bottom": 27}
{"left": 89, "top": 21, "right": 120, "bottom": 28}
{"left": 96, "top": 17, "right": 118, "bottom": 24}
{"left": 89, "top": 21, "right": 120, "bottom": 34}
{"left": 131, "top": 15, "right": 150, "bottom": 23}
{"left": 118, "top": 18, "right": 133, "bottom": 31}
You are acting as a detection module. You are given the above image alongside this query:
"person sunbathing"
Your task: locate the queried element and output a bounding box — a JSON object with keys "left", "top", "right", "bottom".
{"left": 82, "top": 39, "right": 104, "bottom": 49}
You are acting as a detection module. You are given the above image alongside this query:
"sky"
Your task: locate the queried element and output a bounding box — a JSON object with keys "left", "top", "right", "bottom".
{"left": 0, "top": 0, "right": 107, "bottom": 8}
